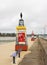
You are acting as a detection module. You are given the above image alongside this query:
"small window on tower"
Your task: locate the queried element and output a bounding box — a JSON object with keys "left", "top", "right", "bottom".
{"left": 19, "top": 20, "right": 24, "bottom": 26}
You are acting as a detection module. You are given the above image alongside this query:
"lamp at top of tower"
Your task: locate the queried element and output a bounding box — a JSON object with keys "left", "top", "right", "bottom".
{"left": 20, "top": 12, "right": 22, "bottom": 19}
{"left": 19, "top": 13, "right": 24, "bottom": 26}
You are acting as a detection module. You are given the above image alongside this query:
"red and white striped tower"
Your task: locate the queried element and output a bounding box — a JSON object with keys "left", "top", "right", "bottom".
{"left": 15, "top": 13, "right": 28, "bottom": 51}
{"left": 31, "top": 31, "right": 35, "bottom": 41}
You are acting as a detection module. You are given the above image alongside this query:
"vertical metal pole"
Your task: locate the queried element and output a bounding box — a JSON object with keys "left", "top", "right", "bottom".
{"left": 13, "top": 56, "right": 15, "bottom": 64}
{"left": 44, "top": 26, "right": 46, "bottom": 38}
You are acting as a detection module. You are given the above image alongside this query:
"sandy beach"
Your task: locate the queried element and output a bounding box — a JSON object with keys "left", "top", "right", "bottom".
{"left": 0, "top": 42, "right": 15, "bottom": 65}
{"left": 0, "top": 37, "right": 34, "bottom": 65}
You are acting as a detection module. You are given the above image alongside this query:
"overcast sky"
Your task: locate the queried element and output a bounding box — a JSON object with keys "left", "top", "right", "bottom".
{"left": 0, "top": 0, "right": 47, "bottom": 34}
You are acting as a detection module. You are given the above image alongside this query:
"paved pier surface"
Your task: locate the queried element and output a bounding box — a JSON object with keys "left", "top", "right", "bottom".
{"left": 18, "top": 38, "right": 46, "bottom": 65}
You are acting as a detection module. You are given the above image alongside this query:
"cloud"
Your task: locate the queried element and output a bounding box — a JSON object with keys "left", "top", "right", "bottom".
{"left": 0, "top": 0, "right": 47, "bottom": 33}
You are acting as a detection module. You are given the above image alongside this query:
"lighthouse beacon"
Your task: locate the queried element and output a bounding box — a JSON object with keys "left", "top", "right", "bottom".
{"left": 15, "top": 13, "right": 28, "bottom": 51}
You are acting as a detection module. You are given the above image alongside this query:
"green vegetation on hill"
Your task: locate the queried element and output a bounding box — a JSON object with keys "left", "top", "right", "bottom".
{"left": 0, "top": 33, "right": 16, "bottom": 37}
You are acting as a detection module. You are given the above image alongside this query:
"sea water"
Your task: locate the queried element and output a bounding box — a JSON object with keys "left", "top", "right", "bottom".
{"left": 0, "top": 37, "right": 16, "bottom": 42}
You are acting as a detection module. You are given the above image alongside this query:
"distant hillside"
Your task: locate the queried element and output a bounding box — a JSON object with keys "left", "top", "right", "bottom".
{"left": 0, "top": 33, "right": 47, "bottom": 37}
{"left": 0, "top": 33, "right": 16, "bottom": 37}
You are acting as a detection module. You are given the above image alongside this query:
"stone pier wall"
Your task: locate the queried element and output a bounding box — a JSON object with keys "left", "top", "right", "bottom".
{"left": 18, "top": 38, "right": 47, "bottom": 65}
